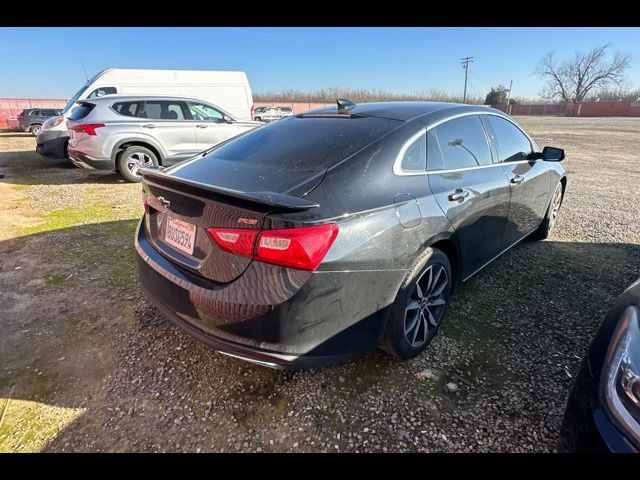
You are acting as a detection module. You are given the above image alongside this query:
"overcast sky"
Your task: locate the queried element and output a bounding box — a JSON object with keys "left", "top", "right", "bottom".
{"left": 1, "top": 27, "right": 638, "bottom": 100}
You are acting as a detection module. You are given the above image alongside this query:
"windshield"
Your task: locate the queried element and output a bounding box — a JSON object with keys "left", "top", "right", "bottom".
{"left": 62, "top": 84, "right": 89, "bottom": 114}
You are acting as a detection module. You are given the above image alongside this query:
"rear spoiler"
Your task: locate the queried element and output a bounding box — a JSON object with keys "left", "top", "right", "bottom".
{"left": 139, "top": 167, "right": 319, "bottom": 211}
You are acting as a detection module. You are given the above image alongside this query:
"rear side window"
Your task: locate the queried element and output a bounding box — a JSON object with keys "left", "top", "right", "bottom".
{"left": 87, "top": 86, "right": 117, "bottom": 99}
{"left": 400, "top": 132, "right": 426, "bottom": 172}
{"left": 30, "top": 110, "right": 41, "bottom": 116}
{"left": 426, "top": 130, "right": 445, "bottom": 171}
{"left": 68, "top": 103, "right": 95, "bottom": 121}
{"left": 484, "top": 115, "right": 534, "bottom": 163}
{"left": 431, "top": 115, "right": 492, "bottom": 169}
{"left": 113, "top": 101, "right": 143, "bottom": 117}
{"left": 143, "top": 101, "right": 187, "bottom": 120}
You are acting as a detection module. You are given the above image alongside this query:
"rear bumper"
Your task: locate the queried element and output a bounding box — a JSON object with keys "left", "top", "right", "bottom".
{"left": 68, "top": 148, "right": 115, "bottom": 171}
{"left": 134, "top": 217, "right": 401, "bottom": 369}
{"left": 36, "top": 130, "right": 69, "bottom": 158}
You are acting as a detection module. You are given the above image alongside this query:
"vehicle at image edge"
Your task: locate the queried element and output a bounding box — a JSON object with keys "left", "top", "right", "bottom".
{"left": 559, "top": 278, "right": 640, "bottom": 453}
{"left": 36, "top": 68, "right": 254, "bottom": 160}
{"left": 65, "top": 95, "right": 262, "bottom": 182}
{"left": 135, "top": 99, "right": 567, "bottom": 369}
{"left": 17, "top": 108, "right": 62, "bottom": 135}
{"left": 253, "top": 106, "right": 294, "bottom": 122}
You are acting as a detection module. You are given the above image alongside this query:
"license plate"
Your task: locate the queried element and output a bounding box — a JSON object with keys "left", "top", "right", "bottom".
{"left": 164, "top": 216, "right": 196, "bottom": 255}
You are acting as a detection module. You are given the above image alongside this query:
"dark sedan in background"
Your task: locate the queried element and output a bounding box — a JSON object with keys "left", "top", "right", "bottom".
{"left": 560, "top": 279, "right": 640, "bottom": 452}
{"left": 135, "top": 100, "right": 566, "bottom": 368}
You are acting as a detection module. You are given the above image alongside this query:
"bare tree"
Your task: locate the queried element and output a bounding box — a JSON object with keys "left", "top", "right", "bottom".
{"left": 536, "top": 44, "right": 630, "bottom": 103}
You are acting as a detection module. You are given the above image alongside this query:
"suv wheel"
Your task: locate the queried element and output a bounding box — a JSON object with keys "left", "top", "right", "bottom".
{"left": 383, "top": 248, "right": 452, "bottom": 359}
{"left": 117, "top": 146, "right": 158, "bottom": 183}
{"left": 29, "top": 124, "right": 41, "bottom": 136}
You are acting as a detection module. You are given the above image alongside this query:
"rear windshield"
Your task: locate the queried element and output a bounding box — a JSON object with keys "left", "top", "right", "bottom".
{"left": 202, "top": 116, "right": 402, "bottom": 171}
{"left": 68, "top": 103, "right": 95, "bottom": 121}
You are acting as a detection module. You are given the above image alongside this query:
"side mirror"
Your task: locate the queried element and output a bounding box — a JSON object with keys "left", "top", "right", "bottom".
{"left": 223, "top": 115, "right": 233, "bottom": 124}
{"left": 542, "top": 146, "right": 565, "bottom": 162}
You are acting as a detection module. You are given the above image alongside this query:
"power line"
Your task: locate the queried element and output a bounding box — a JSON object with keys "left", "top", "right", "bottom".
{"left": 461, "top": 57, "right": 474, "bottom": 103}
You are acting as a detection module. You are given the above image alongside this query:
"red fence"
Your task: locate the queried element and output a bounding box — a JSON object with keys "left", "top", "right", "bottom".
{"left": 494, "top": 101, "right": 640, "bottom": 117}
{"left": 3, "top": 98, "right": 640, "bottom": 128}
{"left": 0, "top": 98, "right": 67, "bottom": 128}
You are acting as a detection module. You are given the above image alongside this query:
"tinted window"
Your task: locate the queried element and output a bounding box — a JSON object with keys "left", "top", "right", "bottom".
{"left": 68, "top": 103, "right": 94, "bottom": 121}
{"left": 113, "top": 101, "right": 143, "bottom": 117}
{"left": 484, "top": 115, "right": 533, "bottom": 163}
{"left": 43, "top": 110, "right": 56, "bottom": 116}
{"left": 400, "top": 133, "right": 426, "bottom": 171}
{"left": 187, "top": 102, "right": 224, "bottom": 122}
{"left": 31, "top": 110, "right": 41, "bottom": 116}
{"left": 200, "top": 116, "right": 402, "bottom": 170}
{"left": 281, "top": 107, "right": 292, "bottom": 113}
{"left": 87, "top": 86, "right": 117, "bottom": 99}
{"left": 143, "top": 101, "right": 186, "bottom": 120}
{"left": 432, "top": 115, "right": 492, "bottom": 169}
{"left": 426, "top": 130, "right": 445, "bottom": 171}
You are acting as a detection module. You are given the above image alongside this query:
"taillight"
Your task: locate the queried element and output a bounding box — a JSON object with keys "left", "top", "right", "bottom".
{"left": 207, "top": 224, "right": 338, "bottom": 271}
{"left": 69, "top": 123, "right": 105, "bottom": 136}
{"left": 207, "top": 228, "right": 257, "bottom": 258}
{"left": 17, "top": 114, "right": 23, "bottom": 120}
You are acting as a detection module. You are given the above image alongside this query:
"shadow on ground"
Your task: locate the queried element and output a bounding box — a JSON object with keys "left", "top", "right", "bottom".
{"left": 1, "top": 217, "right": 639, "bottom": 451}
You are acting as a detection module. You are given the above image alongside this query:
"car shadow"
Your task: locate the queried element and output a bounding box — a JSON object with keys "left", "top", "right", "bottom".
{"left": 0, "top": 150, "right": 128, "bottom": 185}
{"left": 1, "top": 217, "right": 639, "bottom": 451}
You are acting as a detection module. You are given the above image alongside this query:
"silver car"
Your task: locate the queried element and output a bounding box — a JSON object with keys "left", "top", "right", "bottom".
{"left": 253, "top": 106, "right": 293, "bottom": 123}
{"left": 66, "top": 95, "right": 262, "bottom": 182}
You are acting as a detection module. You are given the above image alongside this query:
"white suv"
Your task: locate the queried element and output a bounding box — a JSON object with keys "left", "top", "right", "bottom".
{"left": 66, "top": 95, "right": 263, "bottom": 182}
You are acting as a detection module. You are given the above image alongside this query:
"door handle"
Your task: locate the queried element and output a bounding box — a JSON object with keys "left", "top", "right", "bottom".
{"left": 196, "top": 124, "right": 208, "bottom": 129}
{"left": 142, "top": 124, "right": 156, "bottom": 129}
{"left": 510, "top": 175, "right": 524, "bottom": 184}
{"left": 448, "top": 188, "right": 469, "bottom": 201}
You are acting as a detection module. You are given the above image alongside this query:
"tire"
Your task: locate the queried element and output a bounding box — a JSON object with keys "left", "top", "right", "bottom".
{"left": 530, "top": 182, "right": 563, "bottom": 241}
{"left": 255, "top": 117, "right": 262, "bottom": 122}
{"left": 117, "top": 146, "right": 159, "bottom": 183}
{"left": 29, "top": 124, "right": 41, "bottom": 136}
{"left": 383, "top": 248, "right": 452, "bottom": 359}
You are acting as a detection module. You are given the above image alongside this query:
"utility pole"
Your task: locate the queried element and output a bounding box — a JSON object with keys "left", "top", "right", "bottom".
{"left": 506, "top": 79, "right": 513, "bottom": 115}
{"left": 461, "top": 57, "right": 474, "bottom": 103}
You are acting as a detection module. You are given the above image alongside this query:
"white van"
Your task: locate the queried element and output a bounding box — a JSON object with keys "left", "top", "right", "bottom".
{"left": 36, "top": 68, "right": 254, "bottom": 158}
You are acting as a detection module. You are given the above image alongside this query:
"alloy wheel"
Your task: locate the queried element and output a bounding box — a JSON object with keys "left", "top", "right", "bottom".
{"left": 403, "top": 264, "right": 449, "bottom": 348}
{"left": 126, "top": 151, "right": 153, "bottom": 178}
{"left": 548, "top": 185, "right": 563, "bottom": 233}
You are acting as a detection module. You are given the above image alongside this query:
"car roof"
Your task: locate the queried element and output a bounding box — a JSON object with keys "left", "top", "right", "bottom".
{"left": 79, "top": 94, "right": 216, "bottom": 104}
{"left": 306, "top": 101, "right": 496, "bottom": 122}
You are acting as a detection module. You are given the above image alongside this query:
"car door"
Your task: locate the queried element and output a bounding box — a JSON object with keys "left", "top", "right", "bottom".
{"left": 426, "top": 115, "right": 512, "bottom": 279}
{"left": 186, "top": 101, "right": 242, "bottom": 151}
{"left": 141, "top": 100, "right": 198, "bottom": 164}
{"left": 482, "top": 114, "right": 551, "bottom": 248}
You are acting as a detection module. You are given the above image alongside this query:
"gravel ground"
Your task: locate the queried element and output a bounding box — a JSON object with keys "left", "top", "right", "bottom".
{"left": 1, "top": 117, "right": 639, "bottom": 452}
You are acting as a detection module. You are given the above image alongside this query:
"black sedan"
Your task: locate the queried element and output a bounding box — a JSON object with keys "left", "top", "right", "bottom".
{"left": 559, "top": 279, "right": 640, "bottom": 452}
{"left": 135, "top": 99, "right": 567, "bottom": 368}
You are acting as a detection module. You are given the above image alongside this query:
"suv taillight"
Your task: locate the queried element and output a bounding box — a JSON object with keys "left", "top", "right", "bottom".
{"left": 207, "top": 224, "right": 338, "bottom": 271}
{"left": 69, "top": 123, "right": 105, "bottom": 136}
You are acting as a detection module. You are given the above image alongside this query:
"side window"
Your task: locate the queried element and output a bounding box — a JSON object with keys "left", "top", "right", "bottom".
{"left": 187, "top": 102, "right": 225, "bottom": 122}
{"left": 113, "top": 101, "right": 143, "bottom": 118}
{"left": 31, "top": 110, "right": 41, "bottom": 117}
{"left": 143, "top": 101, "right": 187, "bottom": 120}
{"left": 432, "top": 115, "right": 492, "bottom": 169}
{"left": 400, "top": 132, "right": 426, "bottom": 172}
{"left": 87, "top": 86, "right": 117, "bottom": 99}
{"left": 484, "top": 115, "right": 534, "bottom": 163}
{"left": 426, "top": 130, "right": 445, "bottom": 171}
